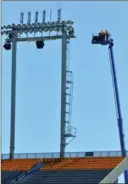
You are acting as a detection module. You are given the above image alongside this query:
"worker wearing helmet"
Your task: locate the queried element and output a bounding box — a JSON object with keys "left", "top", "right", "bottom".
{"left": 99, "top": 30, "right": 105, "bottom": 36}
{"left": 99, "top": 30, "right": 105, "bottom": 42}
{"left": 105, "top": 30, "right": 110, "bottom": 41}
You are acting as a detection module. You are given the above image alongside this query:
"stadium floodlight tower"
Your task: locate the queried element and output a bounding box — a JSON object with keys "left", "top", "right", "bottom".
{"left": 91, "top": 31, "right": 128, "bottom": 184}
{"left": 2, "top": 9, "right": 76, "bottom": 159}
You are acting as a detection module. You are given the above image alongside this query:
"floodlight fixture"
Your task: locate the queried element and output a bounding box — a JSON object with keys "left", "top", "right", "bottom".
{"left": 36, "top": 40, "right": 44, "bottom": 49}
{"left": 3, "top": 41, "right": 11, "bottom": 50}
{"left": 1, "top": 19, "right": 75, "bottom": 38}
{"left": 9, "top": 33, "right": 13, "bottom": 39}
{"left": 1, "top": 9, "right": 76, "bottom": 159}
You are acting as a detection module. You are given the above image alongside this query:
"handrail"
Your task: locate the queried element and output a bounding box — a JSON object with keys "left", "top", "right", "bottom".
{"left": 2, "top": 151, "right": 128, "bottom": 159}
{"left": 9, "top": 159, "right": 44, "bottom": 184}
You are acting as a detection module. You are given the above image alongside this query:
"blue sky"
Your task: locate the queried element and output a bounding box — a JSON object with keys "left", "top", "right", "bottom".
{"left": 2, "top": 1, "right": 128, "bottom": 156}
{"left": 2, "top": 1, "right": 128, "bottom": 182}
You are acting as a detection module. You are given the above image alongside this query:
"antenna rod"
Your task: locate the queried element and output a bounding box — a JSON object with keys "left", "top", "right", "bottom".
{"left": 49, "top": 10, "right": 52, "bottom": 36}
{"left": 42, "top": 10, "right": 46, "bottom": 23}
{"left": 58, "top": 9, "right": 61, "bottom": 22}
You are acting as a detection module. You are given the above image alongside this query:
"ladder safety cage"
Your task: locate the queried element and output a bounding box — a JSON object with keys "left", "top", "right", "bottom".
{"left": 63, "top": 38, "right": 76, "bottom": 145}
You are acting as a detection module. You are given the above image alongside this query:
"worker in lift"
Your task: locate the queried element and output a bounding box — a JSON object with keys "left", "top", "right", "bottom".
{"left": 105, "top": 30, "right": 110, "bottom": 42}
{"left": 99, "top": 30, "right": 105, "bottom": 42}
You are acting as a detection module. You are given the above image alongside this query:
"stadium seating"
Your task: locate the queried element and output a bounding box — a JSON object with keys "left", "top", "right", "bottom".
{"left": 2, "top": 169, "right": 112, "bottom": 184}
{"left": 2, "top": 156, "right": 124, "bottom": 171}
{"left": 1, "top": 156, "right": 124, "bottom": 184}
{"left": 42, "top": 156, "right": 124, "bottom": 170}
{"left": 2, "top": 171, "right": 22, "bottom": 183}
{"left": 2, "top": 159, "right": 41, "bottom": 171}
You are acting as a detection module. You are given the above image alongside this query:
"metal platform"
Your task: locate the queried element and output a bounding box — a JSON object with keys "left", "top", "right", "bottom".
{"left": 91, "top": 34, "right": 110, "bottom": 45}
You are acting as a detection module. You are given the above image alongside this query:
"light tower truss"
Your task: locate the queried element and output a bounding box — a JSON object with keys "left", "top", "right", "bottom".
{"left": 2, "top": 10, "right": 76, "bottom": 159}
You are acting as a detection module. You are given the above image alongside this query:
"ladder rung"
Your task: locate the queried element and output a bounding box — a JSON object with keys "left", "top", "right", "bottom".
{"left": 66, "top": 102, "right": 70, "bottom": 105}
{"left": 64, "top": 133, "right": 75, "bottom": 138}
{"left": 65, "top": 93, "right": 71, "bottom": 96}
{"left": 66, "top": 80, "right": 72, "bottom": 83}
{"left": 65, "top": 121, "right": 69, "bottom": 124}
{"left": 66, "top": 71, "right": 72, "bottom": 73}
{"left": 66, "top": 87, "right": 70, "bottom": 89}
{"left": 65, "top": 111, "right": 69, "bottom": 114}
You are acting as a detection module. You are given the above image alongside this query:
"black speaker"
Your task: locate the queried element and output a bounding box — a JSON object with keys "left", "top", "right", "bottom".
{"left": 3, "top": 42, "right": 11, "bottom": 50}
{"left": 36, "top": 40, "right": 44, "bottom": 49}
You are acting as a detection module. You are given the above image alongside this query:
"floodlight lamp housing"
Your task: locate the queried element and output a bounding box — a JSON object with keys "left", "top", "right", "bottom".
{"left": 36, "top": 40, "right": 44, "bottom": 49}
{"left": 3, "top": 41, "right": 11, "bottom": 50}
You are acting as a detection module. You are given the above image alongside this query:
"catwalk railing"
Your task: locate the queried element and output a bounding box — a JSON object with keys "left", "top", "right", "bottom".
{"left": 2, "top": 151, "right": 128, "bottom": 159}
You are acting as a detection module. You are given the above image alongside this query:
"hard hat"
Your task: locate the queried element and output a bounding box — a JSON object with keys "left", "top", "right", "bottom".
{"left": 105, "top": 30, "right": 109, "bottom": 33}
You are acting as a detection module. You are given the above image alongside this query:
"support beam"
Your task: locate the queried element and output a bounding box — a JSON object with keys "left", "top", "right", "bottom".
{"left": 60, "top": 31, "right": 67, "bottom": 158}
{"left": 99, "top": 157, "right": 128, "bottom": 184}
{"left": 6, "top": 35, "right": 75, "bottom": 43}
{"left": 10, "top": 34, "right": 17, "bottom": 159}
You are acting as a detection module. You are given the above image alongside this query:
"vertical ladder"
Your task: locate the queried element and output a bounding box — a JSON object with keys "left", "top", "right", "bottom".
{"left": 64, "top": 39, "right": 76, "bottom": 145}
